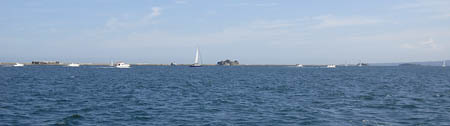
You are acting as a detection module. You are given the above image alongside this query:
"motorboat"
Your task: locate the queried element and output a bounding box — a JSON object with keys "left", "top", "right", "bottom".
{"left": 115, "top": 62, "right": 131, "bottom": 68}
{"left": 67, "top": 63, "right": 80, "bottom": 67}
{"left": 170, "top": 62, "right": 177, "bottom": 66}
{"left": 327, "top": 64, "right": 336, "bottom": 68}
{"left": 13, "top": 63, "right": 24, "bottom": 67}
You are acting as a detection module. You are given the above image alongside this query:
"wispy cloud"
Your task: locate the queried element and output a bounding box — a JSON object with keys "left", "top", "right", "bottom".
{"left": 401, "top": 38, "right": 439, "bottom": 49}
{"left": 175, "top": 0, "right": 188, "bottom": 4}
{"left": 249, "top": 20, "right": 297, "bottom": 29}
{"left": 229, "top": 2, "right": 279, "bottom": 7}
{"left": 312, "top": 15, "right": 383, "bottom": 29}
{"left": 255, "top": 3, "right": 279, "bottom": 7}
{"left": 151, "top": 7, "right": 161, "bottom": 17}
{"left": 431, "top": 13, "right": 450, "bottom": 19}
{"left": 349, "top": 29, "right": 448, "bottom": 51}
{"left": 105, "top": 7, "right": 162, "bottom": 31}
{"left": 392, "top": 3, "right": 422, "bottom": 10}
{"left": 394, "top": 0, "right": 450, "bottom": 19}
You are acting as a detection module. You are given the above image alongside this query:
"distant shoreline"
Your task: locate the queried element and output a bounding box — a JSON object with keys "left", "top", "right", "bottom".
{"left": 0, "top": 62, "right": 351, "bottom": 67}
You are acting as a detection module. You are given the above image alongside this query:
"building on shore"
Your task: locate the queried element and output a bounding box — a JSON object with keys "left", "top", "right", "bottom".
{"left": 217, "top": 59, "right": 239, "bottom": 66}
{"left": 32, "top": 61, "right": 61, "bottom": 65}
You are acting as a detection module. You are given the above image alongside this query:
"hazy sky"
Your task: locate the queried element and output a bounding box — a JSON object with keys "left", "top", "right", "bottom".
{"left": 1, "top": 0, "right": 450, "bottom": 64}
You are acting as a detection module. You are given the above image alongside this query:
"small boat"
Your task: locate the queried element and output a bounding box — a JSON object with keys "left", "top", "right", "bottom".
{"left": 115, "top": 62, "right": 131, "bottom": 68}
{"left": 296, "top": 64, "right": 303, "bottom": 67}
{"left": 67, "top": 63, "right": 80, "bottom": 67}
{"left": 357, "top": 60, "right": 368, "bottom": 67}
{"left": 170, "top": 62, "right": 177, "bottom": 66}
{"left": 190, "top": 48, "right": 202, "bottom": 67}
{"left": 13, "top": 63, "right": 24, "bottom": 67}
{"left": 327, "top": 64, "right": 336, "bottom": 68}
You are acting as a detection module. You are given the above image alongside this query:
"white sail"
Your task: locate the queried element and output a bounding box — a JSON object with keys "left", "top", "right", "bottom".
{"left": 190, "top": 48, "right": 202, "bottom": 67}
{"left": 194, "top": 48, "right": 199, "bottom": 64}
{"left": 443, "top": 60, "right": 446, "bottom": 67}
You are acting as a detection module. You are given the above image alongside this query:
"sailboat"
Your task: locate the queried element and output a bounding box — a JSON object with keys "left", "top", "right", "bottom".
{"left": 190, "top": 48, "right": 201, "bottom": 67}
{"left": 443, "top": 60, "right": 446, "bottom": 67}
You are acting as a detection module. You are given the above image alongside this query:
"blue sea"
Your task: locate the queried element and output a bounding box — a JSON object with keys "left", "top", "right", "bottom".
{"left": 1, "top": 65, "right": 449, "bottom": 125}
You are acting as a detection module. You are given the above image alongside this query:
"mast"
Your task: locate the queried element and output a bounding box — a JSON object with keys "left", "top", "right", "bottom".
{"left": 194, "top": 48, "right": 199, "bottom": 64}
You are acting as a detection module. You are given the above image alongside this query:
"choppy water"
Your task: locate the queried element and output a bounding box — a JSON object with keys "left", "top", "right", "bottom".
{"left": 1, "top": 66, "right": 450, "bottom": 125}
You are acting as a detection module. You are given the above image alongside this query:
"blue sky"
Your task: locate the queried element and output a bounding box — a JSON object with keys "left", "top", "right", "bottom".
{"left": 1, "top": 0, "right": 450, "bottom": 64}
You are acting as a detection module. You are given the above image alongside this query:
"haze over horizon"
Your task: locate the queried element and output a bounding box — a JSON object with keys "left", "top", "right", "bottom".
{"left": 1, "top": 0, "right": 450, "bottom": 64}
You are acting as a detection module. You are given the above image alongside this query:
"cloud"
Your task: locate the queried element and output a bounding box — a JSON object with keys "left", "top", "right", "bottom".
{"left": 400, "top": 43, "right": 416, "bottom": 49}
{"left": 206, "top": 10, "right": 217, "bottom": 15}
{"left": 431, "top": 13, "right": 450, "bottom": 19}
{"left": 100, "top": 19, "right": 310, "bottom": 48}
{"left": 105, "top": 7, "right": 162, "bottom": 31}
{"left": 151, "top": 7, "right": 161, "bottom": 17}
{"left": 312, "top": 15, "right": 383, "bottom": 29}
{"left": 401, "top": 38, "right": 439, "bottom": 49}
{"left": 394, "top": 0, "right": 450, "bottom": 19}
{"left": 105, "top": 17, "right": 124, "bottom": 30}
{"left": 420, "top": 38, "right": 438, "bottom": 49}
{"left": 249, "top": 20, "right": 297, "bottom": 29}
{"left": 229, "top": 2, "right": 279, "bottom": 7}
{"left": 255, "top": 3, "right": 279, "bottom": 7}
{"left": 392, "top": 3, "right": 422, "bottom": 9}
{"left": 347, "top": 29, "right": 449, "bottom": 52}
{"left": 175, "top": 0, "right": 188, "bottom": 4}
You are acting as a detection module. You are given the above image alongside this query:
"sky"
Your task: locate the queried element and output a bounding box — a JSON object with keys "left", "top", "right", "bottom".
{"left": 1, "top": 0, "right": 450, "bottom": 64}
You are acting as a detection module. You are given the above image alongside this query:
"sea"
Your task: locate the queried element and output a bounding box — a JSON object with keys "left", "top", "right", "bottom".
{"left": 1, "top": 65, "right": 449, "bottom": 125}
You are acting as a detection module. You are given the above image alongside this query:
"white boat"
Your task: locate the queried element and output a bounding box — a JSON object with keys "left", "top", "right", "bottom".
{"left": 13, "top": 63, "right": 24, "bottom": 67}
{"left": 170, "top": 62, "right": 177, "bottom": 66}
{"left": 296, "top": 64, "right": 303, "bottom": 67}
{"left": 190, "top": 48, "right": 201, "bottom": 67}
{"left": 327, "top": 64, "right": 336, "bottom": 68}
{"left": 67, "top": 63, "right": 80, "bottom": 67}
{"left": 115, "top": 62, "right": 131, "bottom": 68}
{"left": 443, "top": 60, "right": 446, "bottom": 67}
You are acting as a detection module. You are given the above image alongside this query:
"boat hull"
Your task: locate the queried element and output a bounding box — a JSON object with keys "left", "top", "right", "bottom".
{"left": 190, "top": 64, "right": 202, "bottom": 67}
{"left": 67, "top": 64, "right": 80, "bottom": 67}
{"left": 116, "top": 66, "right": 130, "bottom": 68}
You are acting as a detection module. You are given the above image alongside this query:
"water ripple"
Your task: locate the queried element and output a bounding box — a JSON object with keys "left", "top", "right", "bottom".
{"left": 0, "top": 66, "right": 449, "bottom": 125}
